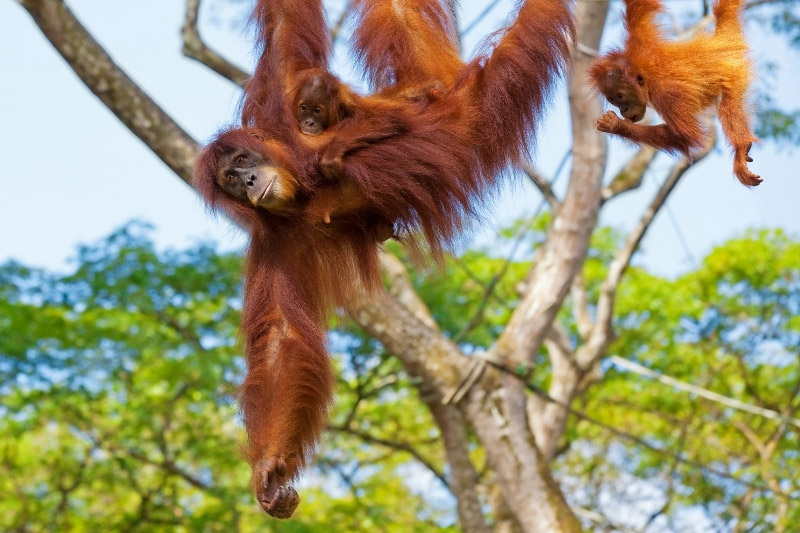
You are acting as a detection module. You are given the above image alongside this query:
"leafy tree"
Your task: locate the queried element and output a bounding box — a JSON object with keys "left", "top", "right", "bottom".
{"left": 562, "top": 229, "right": 800, "bottom": 532}
{"left": 9, "top": 0, "right": 800, "bottom": 530}
{"left": 0, "top": 223, "right": 451, "bottom": 532}
{"left": 3, "top": 224, "right": 798, "bottom": 531}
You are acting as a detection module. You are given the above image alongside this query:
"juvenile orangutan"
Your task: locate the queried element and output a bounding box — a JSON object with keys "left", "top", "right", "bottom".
{"left": 589, "top": 0, "right": 761, "bottom": 186}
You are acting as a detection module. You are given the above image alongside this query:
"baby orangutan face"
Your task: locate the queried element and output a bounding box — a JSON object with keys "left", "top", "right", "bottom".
{"left": 291, "top": 69, "right": 354, "bottom": 136}
{"left": 214, "top": 147, "right": 298, "bottom": 213}
{"left": 600, "top": 79, "right": 647, "bottom": 123}
{"left": 592, "top": 56, "right": 648, "bottom": 123}
{"left": 294, "top": 83, "right": 331, "bottom": 135}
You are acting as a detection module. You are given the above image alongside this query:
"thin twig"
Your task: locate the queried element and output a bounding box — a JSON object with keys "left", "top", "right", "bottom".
{"left": 520, "top": 161, "right": 560, "bottom": 209}
{"left": 478, "top": 358, "right": 794, "bottom": 499}
{"left": 580, "top": 113, "right": 717, "bottom": 368}
{"left": 330, "top": 0, "right": 353, "bottom": 44}
{"left": 182, "top": 0, "right": 250, "bottom": 87}
{"left": 611, "top": 357, "right": 800, "bottom": 429}
{"left": 601, "top": 144, "right": 658, "bottom": 201}
{"left": 328, "top": 425, "right": 449, "bottom": 489}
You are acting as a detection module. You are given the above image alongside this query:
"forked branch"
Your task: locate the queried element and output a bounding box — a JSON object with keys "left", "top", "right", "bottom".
{"left": 182, "top": 0, "right": 250, "bottom": 87}
{"left": 578, "top": 113, "right": 717, "bottom": 368}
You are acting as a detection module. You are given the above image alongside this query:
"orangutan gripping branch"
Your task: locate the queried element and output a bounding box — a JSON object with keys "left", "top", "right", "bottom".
{"left": 195, "top": 0, "right": 575, "bottom": 518}
{"left": 589, "top": 0, "right": 762, "bottom": 186}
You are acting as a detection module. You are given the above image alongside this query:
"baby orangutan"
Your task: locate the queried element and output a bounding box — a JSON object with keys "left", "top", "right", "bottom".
{"left": 289, "top": 68, "right": 444, "bottom": 181}
{"left": 291, "top": 69, "right": 445, "bottom": 136}
{"left": 291, "top": 69, "right": 352, "bottom": 136}
{"left": 589, "top": 0, "right": 761, "bottom": 186}
{"left": 211, "top": 0, "right": 576, "bottom": 518}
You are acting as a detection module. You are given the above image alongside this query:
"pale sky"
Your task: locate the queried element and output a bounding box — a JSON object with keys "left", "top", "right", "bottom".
{"left": 1, "top": 0, "right": 798, "bottom": 278}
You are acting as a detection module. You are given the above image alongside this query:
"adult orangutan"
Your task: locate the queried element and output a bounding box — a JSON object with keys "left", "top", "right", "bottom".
{"left": 588, "top": 0, "right": 762, "bottom": 186}
{"left": 194, "top": 0, "right": 575, "bottom": 518}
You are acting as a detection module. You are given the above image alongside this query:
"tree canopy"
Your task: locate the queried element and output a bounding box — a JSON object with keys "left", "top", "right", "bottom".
{"left": 2, "top": 222, "right": 797, "bottom": 531}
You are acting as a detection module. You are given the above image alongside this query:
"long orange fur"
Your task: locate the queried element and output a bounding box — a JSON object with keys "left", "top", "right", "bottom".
{"left": 589, "top": 0, "right": 761, "bottom": 186}
{"left": 195, "top": 0, "right": 575, "bottom": 518}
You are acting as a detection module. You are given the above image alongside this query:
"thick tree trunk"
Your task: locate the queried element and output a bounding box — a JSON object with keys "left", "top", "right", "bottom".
{"left": 427, "top": 392, "right": 490, "bottom": 533}
{"left": 444, "top": 3, "right": 611, "bottom": 531}
{"left": 351, "top": 258, "right": 582, "bottom": 531}
{"left": 467, "top": 375, "right": 582, "bottom": 532}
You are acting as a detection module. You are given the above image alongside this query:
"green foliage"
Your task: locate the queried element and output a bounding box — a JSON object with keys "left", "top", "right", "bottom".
{"left": 562, "top": 229, "right": 800, "bottom": 532}
{"left": 3, "top": 220, "right": 799, "bottom": 531}
{"left": 756, "top": 106, "right": 800, "bottom": 145}
{"left": 0, "top": 222, "right": 455, "bottom": 532}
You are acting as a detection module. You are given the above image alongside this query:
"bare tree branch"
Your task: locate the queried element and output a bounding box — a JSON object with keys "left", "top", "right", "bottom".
{"left": 466, "top": 377, "right": 582, "bottom": 531}
{"left": 615, "top": 356, "right": 800, "bottom": 429}
{"left": 365, "top": 253, "right": 489, "bottom": 532}
{"left": 573, "top": 507, "right": 639, "bottom": 533}
{"left": 18, "top": 0, "right": 200, "bottom": 184}
{"left": 520, "top": 161, "right": 560, "bottom": 209}
{"left": 182, "top": 0, "right": 250, "bottom": 88}
{"left": 524, "top": 382, "right": 793, "bottom": 499}
{"left": 532, "top": 332, "right": 583, "bottom": 460}
{"left": 491, "top": 0, "right": 608, "bottom": 371}
{"left": 453, "top": 4, "right": 610, "bottom": 529}
{"left": 328, "top": 424, "right": 449, "bottom": 488}
{"left": 330, "top": 0, "right": 353, "bottom": 43}
{"left": 427, "top": 394, "right": 490, "bottom": 533}
{"left": 578, "top": 113, "right": 717, "bottom": 368}
{"left": 378, "top": 250, "right": 439, "bottom": 329}
{"left": 347, "top": 289, "right": 465, "bottom": 398}
{"left": 601, "top": 144, "right": 658, "bottom": 201}
{"left": 745, "top": 0, "right": 795, "bottom": 9}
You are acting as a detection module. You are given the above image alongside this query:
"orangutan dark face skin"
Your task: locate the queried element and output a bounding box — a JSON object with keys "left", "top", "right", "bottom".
{"left": 597, "top": 63, "right": 648, "bottom": 123}
{"left": 214, "top": 148, "right": 297, "bottom": 212}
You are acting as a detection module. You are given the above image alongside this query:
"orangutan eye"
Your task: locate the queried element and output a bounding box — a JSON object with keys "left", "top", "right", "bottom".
{"left": 236, "top": 156, "right": 247, "bottom": 166}
{"left": 617, "top": 92, "right": 624, "bottom": 99}
{"left": 300, "top": 104, "right": 308, "bottom": 112}
{"left": 227, "top": 173, "right": 238, "bottom": 183}
{"left": 314, "top": 107, "right": 322, "bottom": 115}
{"left": 636, "top": 74, "right": 644, "bottom": 85}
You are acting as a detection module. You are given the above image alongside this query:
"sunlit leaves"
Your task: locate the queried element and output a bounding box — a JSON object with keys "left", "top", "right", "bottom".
{"left": 0, "top": 222, "right": 459, "bottom": 531}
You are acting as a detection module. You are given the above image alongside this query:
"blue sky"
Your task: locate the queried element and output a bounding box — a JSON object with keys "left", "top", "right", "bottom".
{"left": 1, "top": 0, "right": 798, "bottom": 277}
